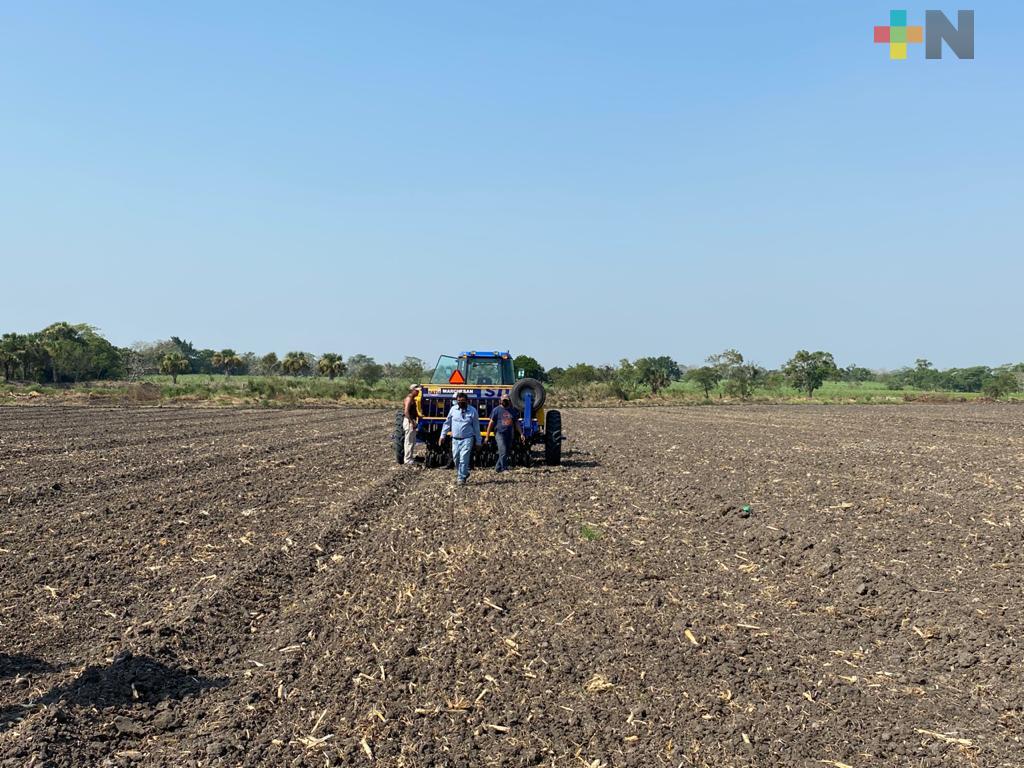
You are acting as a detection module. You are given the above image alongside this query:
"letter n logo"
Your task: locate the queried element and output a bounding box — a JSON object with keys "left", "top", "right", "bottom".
{"left": 926, "top": 10, "right": 974, "bottom": 59}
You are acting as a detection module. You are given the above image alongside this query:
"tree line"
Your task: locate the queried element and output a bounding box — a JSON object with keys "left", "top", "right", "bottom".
{"left": 2, "top": 323, "right": 1021, "bottom": 399}
{"left": 0, "top": 324, "right": 428, "bottom": 387}
{"left": 516, "top": 350, "right": 1022, "bottom": 399}
{"left": 137, "top": 337, "right": 429, "bottom": 386}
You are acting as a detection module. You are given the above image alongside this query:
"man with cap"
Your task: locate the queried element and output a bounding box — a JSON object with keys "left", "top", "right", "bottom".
{"left": 440, "top": 391, "right": 482, "bottom": 486}
{"left": 401, "top": 384, "right": 420, "bottom": 465}
{"left": 486, "top": 394, "right": 524, "bottom": 472}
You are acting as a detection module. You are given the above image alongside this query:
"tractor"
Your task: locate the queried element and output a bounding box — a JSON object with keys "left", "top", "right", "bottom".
{"left": 393, "top": 351, "right": 562, "bottom": 468}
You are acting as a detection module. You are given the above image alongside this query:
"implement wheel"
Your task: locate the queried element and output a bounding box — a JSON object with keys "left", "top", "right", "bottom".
{"left": 511, "top": 378, "right": 546, "bottom": 412}
{"left": 544, "top": 410, "right": 562, "bottom": 466}
{"left": 393, "top": 410, "right": 405, "bottom": 465}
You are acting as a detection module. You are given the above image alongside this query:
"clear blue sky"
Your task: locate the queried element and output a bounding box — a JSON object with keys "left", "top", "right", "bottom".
{"left": 2, "top": 2, "right": 1021, "bottom": 369}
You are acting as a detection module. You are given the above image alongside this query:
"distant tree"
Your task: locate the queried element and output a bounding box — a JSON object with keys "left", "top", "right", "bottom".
{"left": 169, "top": 336, "right": 200, "bottom": 370}
{"left": 193, "top": 348, "right": 217, "bottom": 375}
{"left": 841, "top": 364, "right": 875, "bottom": 383}
{"left": 212, "top": 349, "right": 244, "bottom": 377}
{"left": 513, "top": 355, "right": 546, "bottom": 381}
{"left": 0, "top": 350, "right": 14, "bottom": 381}
{"left": 686, "top": 366, "right": 722, "bottom": 398}
{"left": 0, "top": 333, "right": 23, "bottom": 381}
{"left": 558, "top": 363, "right": 602, "bottom": 388}
{"left": 708, "top": 349, "right": 760, "bottom": 399}
{"left": 982, "top": 370, "right": 1018, "bottom": 399}
{"left": 946, "top": 366, "right": 990, "bottom": 393}
{"left": 546, "top": 366, "right": 565, "bottom": 383}
{"left": 211, "top": 349, "right": 228, "bottom": 373}
{"left": 123, "top": 346, "right": 147, "bottom": 382}
{"left": 223, "top": 353, "right": 244, "bottom": 376}
{"left": 29, "top": 323, "right": 121, "bottom": 383}
{"left": 258, "top": 352, "right": 280, "bottom": 376}
{"left": 20, "top": 336, "right": 45, "bottom": 382}
{"left": 909, "top": 358, "right": 943, "bottom": 390}
{"left": 783, "top": 350, "right": 839, "bottom": 398}
{"left": 762, "top": 371, "right": 786, "bottom": 391}
{"left": 159, "top": 351, "right": 190, "bottom": 384}
{"left": 318, "top": 353, "right": 346, "bottom": 380}
{"left": 5, "top": 333, "right": 51, "bottom": 382}
{"left": 347, "top": 354, "right": 383, "bottom": 385}
{"left": 634, "top": 356, "right": 680, "bottom": 395}
{"left": 40, "top": 322, "right": 83, "bottom": 383}
{"left": 611, "top": 359, "right": 642, "bottom": 400}
{"left": 395, "top": 356, "right": 426, "bottom": 383}
{"left": 281, "top": 351, "right": 310, "bottom": 376}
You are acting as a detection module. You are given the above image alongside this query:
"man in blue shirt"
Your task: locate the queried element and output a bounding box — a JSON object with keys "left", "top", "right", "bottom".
{"left": 440, "top": 391, "right": 482, "bottom": 486}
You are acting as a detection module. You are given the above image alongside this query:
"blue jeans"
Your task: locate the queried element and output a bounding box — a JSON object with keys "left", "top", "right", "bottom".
{"left": 452, "top": 437, "right": 475, "bottom": 482}
{"left": 495, "top": 430, "right": 513, "bottom": 471}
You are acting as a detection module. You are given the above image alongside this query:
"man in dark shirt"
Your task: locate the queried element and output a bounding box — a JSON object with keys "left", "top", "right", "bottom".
{"left": 486, "top": 394, "right": 523, "bottom": 472}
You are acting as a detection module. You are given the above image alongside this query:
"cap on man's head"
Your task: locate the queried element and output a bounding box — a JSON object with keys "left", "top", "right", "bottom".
{"left": 409, "top": 384, "right": 418, "bottom": 391}
{"left": 456, "top": 391, "right": 469, "bottom": 398}
{"left": 500, "top": 394, "right": 511, "bottom": 402}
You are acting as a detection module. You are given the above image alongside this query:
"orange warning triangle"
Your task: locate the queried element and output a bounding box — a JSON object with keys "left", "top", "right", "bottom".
{"left": 448, "top": 369, "right": 466, "bottom": 384}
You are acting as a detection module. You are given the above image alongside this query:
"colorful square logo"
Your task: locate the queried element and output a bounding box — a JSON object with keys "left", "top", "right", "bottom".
{"left": 874, "top": 10, "right": 923, "bottom": 60}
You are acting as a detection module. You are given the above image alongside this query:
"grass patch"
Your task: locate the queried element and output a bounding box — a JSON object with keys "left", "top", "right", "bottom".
{"left": 580, "top": 523, "right": 602, "bottom": 541}
{"left": 2, "top": 374, "right": 1020, "bottom": 408}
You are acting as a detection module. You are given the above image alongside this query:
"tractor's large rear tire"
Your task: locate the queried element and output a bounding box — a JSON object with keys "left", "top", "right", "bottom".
{"left": 511, "top": 378, "right": 546, "bottom": 412}
{"left": 544, "top": 410, "right": 562, "bottom": 466}
{"left": 393, "top": 410, "right": 405, "bottom": 465}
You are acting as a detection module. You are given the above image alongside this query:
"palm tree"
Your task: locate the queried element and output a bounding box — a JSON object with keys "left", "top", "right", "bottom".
{"left": 281, "top": 351, "right": 310, "bottom": 376}
{"left": 160, "top": 351, "right": 190, "bottom": 384}
{"left": 19, "top": 334, "right": 49, "bottom": 381}
{"left": 212, "top": 349, "right": 243, "bottom": 377}
{"left": 318, "top": 353, "right": 345, "bottom": 380}
{"left": 0, "top": 333, "right": 21, "bottom": 381}
{"left": 259, "top": 352, "right": 280, "bottom": 376}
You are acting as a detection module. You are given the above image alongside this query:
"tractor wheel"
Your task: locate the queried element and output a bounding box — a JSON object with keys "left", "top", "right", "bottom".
{"left": 511, "top": 378, "right": 546, "bottom": 412}
{"left": 544, "top": 410, "right": 562, "bottom": 466}
{"left": 393, "top": 411, "right": 405, "bottom": 465}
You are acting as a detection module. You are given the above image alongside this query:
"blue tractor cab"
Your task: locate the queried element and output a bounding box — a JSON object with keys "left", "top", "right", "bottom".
{"left": 394, "top": 351, "right": 562, "bottom": 468}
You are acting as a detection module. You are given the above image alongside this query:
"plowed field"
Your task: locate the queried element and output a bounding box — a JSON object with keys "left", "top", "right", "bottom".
{"left": 1, "top": 404, "right": 1021, "bottom": 767}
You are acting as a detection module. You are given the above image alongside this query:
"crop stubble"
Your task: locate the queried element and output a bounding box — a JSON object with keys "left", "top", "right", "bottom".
{"left": 0, "top": 404, "right": 1021, "bottom": 767}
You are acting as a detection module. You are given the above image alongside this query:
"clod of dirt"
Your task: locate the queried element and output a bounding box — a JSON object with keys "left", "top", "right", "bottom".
{"left": 113, "top": 716, "right": 145, "bottom": 736}
{"left": 151, "top": 710, "right": 179, "bottom": 732}
{"left": 206, "top": 742, "right": 227, "bottom": 758}
{"left": 815, "top": 559, "right": 840, "bottom": 578}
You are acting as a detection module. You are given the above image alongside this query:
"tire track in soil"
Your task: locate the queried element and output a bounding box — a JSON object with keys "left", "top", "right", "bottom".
{"left": 0, "top": 417, "right": 389, "bottom": 635}
{"left": 0, "top": 408, "right": 393, "bottom": 751}
{"left": 0, "top": 464, "right": 425, "bottom": 766}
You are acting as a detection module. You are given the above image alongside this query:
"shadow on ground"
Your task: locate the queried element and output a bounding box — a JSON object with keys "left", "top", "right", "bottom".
{"left": 560, "top": 450, "right": 601, "bottom": 468}
{"left": 0, "top": 653, "right": 55, "bottom": 679}
{"left": 0, "top": 651, "right": 226, "bottom": 730}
